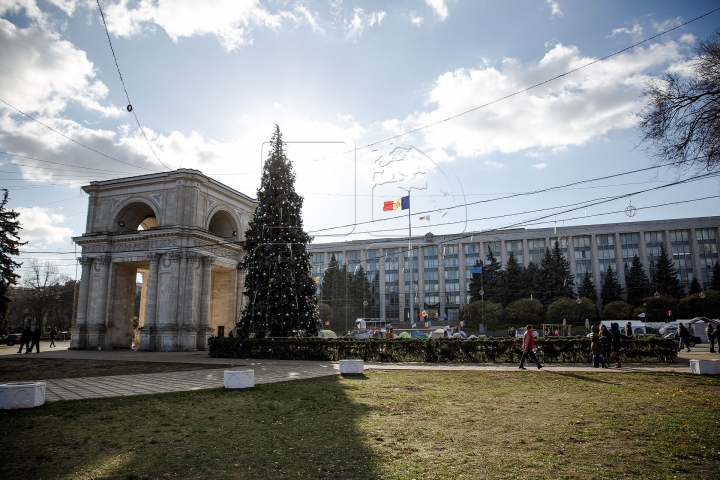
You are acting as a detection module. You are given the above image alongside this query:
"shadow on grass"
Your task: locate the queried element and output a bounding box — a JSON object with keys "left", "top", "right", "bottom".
{"left": 340, "top": 373, "right": 369, "bottom": 380}
{"left": 548, "top": 371, "right": 626, "bottom": 385}
{"left": 0, "top": 375, "right": 380, "bottom": 479}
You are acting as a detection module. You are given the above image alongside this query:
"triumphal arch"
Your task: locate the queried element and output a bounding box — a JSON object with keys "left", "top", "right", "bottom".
{"left": 70, "top": 169, "right": 256, "bottom": 351}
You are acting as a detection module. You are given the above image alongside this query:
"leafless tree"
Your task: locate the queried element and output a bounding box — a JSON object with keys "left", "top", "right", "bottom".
{"left": 637, "top": 28, "right": 720, "bottom": 171}
{"left": 22, "top": 259, "right": 69, "bottom": 330}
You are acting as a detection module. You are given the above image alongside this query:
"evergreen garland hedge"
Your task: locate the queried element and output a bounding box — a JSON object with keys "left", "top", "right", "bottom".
{"left": 208, "top": 336, "right": 677, "bottom": 363}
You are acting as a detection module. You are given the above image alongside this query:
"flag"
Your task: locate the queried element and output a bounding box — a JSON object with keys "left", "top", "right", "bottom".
{"left": 383, "top": 196, "right": 410, "bottom": 211}
{"left": 423, "top": 322, "right": 428, "bottom": 328}
{"left": 419, "top": 215, "right": 430, "bottom": 220}
{"left": 313, "top": 276, "right": 320, "bottom": 284}
{"left": 471, "top": 266, "right": 483, "bottom": 274}
{"left": 323, "top": 321, "right": 329, "bottom": 326}
{"left": 667, "top": 310, "right": 673, "bottom": 317}
{"left": 459, "top": 321, "right": 464, "bottom": 327}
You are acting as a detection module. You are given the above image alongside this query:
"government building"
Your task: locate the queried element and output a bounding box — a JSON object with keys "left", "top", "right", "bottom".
{"left": 307, "top": 216, "right": 720, "bottom": 323}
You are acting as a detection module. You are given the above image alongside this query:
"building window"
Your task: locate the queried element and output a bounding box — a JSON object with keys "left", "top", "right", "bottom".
{"left": 506, "top": 240, "right": 524, "bottom": 267}
{"left": 645, "top": 231, "right": 664, "bottom": 281}
{"left": 597, "top": 235, "right": 616, "bottom": 283}
{"left": 620, "top": 233, "right": 639, "bottom": 275}
{"left": 670, "top": 229, "right": 694, "bottom": 291}
{"left": 527, "top": 239, "right": 545, "bottom": 266}
{"left": 697, "top": 228, "right": 718, "bottom": 288}
{"left": 549, "top": 237, "right": 568, "bottom": 259}
{"left": 573, "top": 236, "right": 592, "bottom": 285}
{"left": 347, "top": 250, "right": 361, "bottom": 272}
{"left": 464, "top": 243, "right": 481, "bottom": 288}
{"left": 443, "top": 245, "right": 460, "bottom": 306}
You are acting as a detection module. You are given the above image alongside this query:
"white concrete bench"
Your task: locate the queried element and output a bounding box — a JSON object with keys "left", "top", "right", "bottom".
{"left": 224, "top": 370, "right": 254, "bottom": 389}
{"left": 0, "top": 382, "right": 46, "bottom": 409}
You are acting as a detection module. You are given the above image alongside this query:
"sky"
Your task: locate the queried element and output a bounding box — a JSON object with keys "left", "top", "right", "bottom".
{"left": 1, "top": 0, "right": 720, "bottom": 282}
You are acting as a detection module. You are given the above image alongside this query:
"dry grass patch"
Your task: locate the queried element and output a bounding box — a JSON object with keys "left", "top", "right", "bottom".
{"left": 0, "top": 371, "right": 718, "bottom": 479}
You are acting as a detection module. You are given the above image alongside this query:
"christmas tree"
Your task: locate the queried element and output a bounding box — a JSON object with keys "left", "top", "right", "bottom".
{"left": 237, "top": 126, "right": 318, "bottom": 338}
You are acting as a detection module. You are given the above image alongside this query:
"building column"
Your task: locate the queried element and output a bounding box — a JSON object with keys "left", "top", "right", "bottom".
{"left": 398, "top": 249, "right": 405, "bottom": 322}
{"left": 615, "top": 233, "right": 626, "bottom": 290}
{"left": 438, "top": 246, "right": 446, "bottom": 316}
{"left": 86, "top": 255, "right": 111, "bottom": 349}
{"left": 379, "top": 250, "right": 386, "bottom": 320}
{"left": 417, "top": 247, "right": 425, "bottom": 316}
{"left": 70, "top": 257, "right": 93, "bottom": 349}
{"left": 689, "top": 228, "right": 702, "bottom": 287}
{"left": 158, "top": 251, "right": 182, "bottom": 351}
{"left": 638, "top": 231, "right": 650, "bottom": 278}
{"left": 140, "top": 253, "right": 160, "bottom": 351}
{"left": 197, "top": 255, "right": 215, "bottom": 350}
{"left": 180, "top": 252, "right": 200, "bottom": 351}
{"left": 590, "top": 234, "right": 602, "bottom": 290}
{"left": 458, "top": 243, "right": 466, "bottom": 308}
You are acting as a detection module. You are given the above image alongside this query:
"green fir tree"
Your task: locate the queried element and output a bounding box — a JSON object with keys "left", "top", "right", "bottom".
{"left": 237, "top": 126, "right": 318, "bottom": 338}
{"left": 625, "top": 254, "right": 652, "bottom": 306}
{"left": 688, "top": 277, "right": 702, "bottom": 295}
{"left": 600, "top": 266, "right": 624, "bottom": 308}
{"left": 0, "top": 190, "right": 24, "bottom": 336}
{"left": 578, "top": 271, "right": 598, "bottom": 304}
{"left": 652, "top": 245, "right": 685, "bottom": 299}
{"left": 503, "top": 252, "right": 523, "bottom": 305}
{"left": 711, "top": 261, "right": 720, "bottom": 292}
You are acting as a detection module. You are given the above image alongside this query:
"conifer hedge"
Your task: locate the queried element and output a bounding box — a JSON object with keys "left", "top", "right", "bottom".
{"left": 208, "top": 336, "right": 677, "bottom": 363}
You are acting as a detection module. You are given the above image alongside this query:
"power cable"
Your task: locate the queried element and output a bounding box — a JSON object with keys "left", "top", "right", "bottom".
{"left": 310, "top": 6, "right": 720, "bottom": 163}
{"left": 0, "top": 98, "right": 162, "bottom": 173}
{"left": 96, "top": 0, "right": 171, "bottom": 171}
{"left": 0, "top": 151, "right": 143, "bottom": 176}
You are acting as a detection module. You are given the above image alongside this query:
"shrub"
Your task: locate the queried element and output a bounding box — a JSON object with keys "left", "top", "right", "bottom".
{"left": 208, "top": 336, "right": 676, "bottom": 363}
{"left": 602, "top": 300, "right": 634, "bottom": 320}
{"left": 504, "top": 298, "right": 544, "bottom": 325}
{"left": 546, "top": 297, "right": 596, "bottom": 323}
{"left": 461, "top": 301, "right": 503, "bottom": 330}
{"left": 643, "top": 295, "right": 678, "bottom": 322}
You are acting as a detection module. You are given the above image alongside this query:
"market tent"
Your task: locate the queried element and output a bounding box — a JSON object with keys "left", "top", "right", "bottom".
{"left": 398, "top": 331, "right": 411, "bottom": 339}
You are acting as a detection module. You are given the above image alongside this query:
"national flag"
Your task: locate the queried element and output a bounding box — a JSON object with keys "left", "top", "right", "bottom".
{"left": 423, "top": 322, "right": 428, "bottom": 328}
{"left": 470, "top": 266, "right": 483, "bottom": 274}
{"left": 459, "top": 321, "right": 464, "bottom": 327}
{"left": 323, "top": 321, "right": 329, "bottom": 326}
{"left": 383, "top": 196, "right": 410, "bottom": 211}
{"left": 313, "top": 276, "right": 320, "bottom": 284}
{"left": 419, "top": 215, "right": 430, "bottom": 221}
{"left": 667, "top": 310, "right": 673, "bottom": 317}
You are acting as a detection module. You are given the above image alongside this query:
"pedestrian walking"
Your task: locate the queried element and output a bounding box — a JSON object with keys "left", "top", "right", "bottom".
{"left": 599, "top": 324, "right": 611, "bottom": 368}
{"left": 610, "top": 322, "right": 622, "bottom": 368}
{"left": 625, "top": 321, "right": 633, "bottom": 336}
{"left": 49, "top": 328, "right": 57, "bottom": 348}
{"left": 30, "top": 326, "right": 42, "bottom": 353}
{"left": 706, "top": 323, "right": 716, "bottom": 353}
{"left": 518, "top": 325, "right": 543, "bottom": 370}
{"left": 17, "top": 325, "right": 32, "bottom": 353}
{"left": 677, "top": 323, "right": 691, "bottom": 352}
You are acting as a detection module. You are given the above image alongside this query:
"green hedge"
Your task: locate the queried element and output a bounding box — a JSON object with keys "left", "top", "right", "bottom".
{"left": 208, "top": 335, "right": 677, "bottom": 363}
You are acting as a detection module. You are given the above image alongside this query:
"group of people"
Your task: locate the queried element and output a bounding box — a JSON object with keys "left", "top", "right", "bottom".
{"left": 589, "top": 323, "right": 624, "bottom": 368}
{"left": 16, "top": 325, "right": 58, "bottom": 353}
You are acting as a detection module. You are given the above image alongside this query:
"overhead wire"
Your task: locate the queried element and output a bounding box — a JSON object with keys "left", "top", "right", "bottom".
{"left": 0, "top": 151, "right": 144, "bottom": 176}
{"left": 95, "top": 0, "right": 171, "bottom": 171}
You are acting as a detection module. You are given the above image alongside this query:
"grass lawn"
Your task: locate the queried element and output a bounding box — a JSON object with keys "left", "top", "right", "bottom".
{"left": 1, "top": 371, "right": 718, "bottom": 479}
{"left": 0, "top": 358, "right": 238, "bottom": 383}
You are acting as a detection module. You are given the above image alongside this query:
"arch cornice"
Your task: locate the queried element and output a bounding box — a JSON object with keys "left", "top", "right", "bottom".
{"left": 205, "top": 203, "right": 243, "bottom": 233}
{"left": 109, "top": 195, "right": 161, "bottom": 231}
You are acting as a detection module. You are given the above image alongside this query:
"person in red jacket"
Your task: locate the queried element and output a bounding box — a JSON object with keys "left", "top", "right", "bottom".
{"left": 519, "top": 324, "right": 543, "bottom": 370}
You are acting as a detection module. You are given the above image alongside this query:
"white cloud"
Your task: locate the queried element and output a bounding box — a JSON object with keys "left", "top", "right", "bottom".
{"left": 611, "top": 23, "right": 643, "bottom": 39}
{"left": 103, "top": 0, "right": 311, "bottom": 51}
{"left": 15, "top": 206, "right": 73, "bottom": 244}
{"left": 652, "top": 17, "right": 682, "bottom": 33}
{"left": 679, "top": 33, "right": 696, "bottom": 44}
{"left": 345, "top": 7, "right": 386, "bottom": 40}
{"left": 425, "top": 0, "right": 448, "bottom": 21}
{"left": 410, "top": 11, "right": 423, "bottom": 26}
{"left": 405, "top": 41, "right": 683, "bottom": 157}
{"left": 0, "top": 17, "right": 122, "bottom": 117}
{"left": 533, "top": 163, "right": 547, "bottom": 169}
{"left": 546, "top": 0, "right": 562, "bottom": 18}
{"left": 484, "top": 160, "right": 505, "bottom": 168}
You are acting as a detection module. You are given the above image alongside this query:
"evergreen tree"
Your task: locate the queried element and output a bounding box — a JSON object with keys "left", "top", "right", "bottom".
{"left": 0, "top": 190, "right": 24, "bottom": 336}
{"left": 523, "top": 262, "right": 541, "bottom": 301}
{"left": 503, "top": 252, "right": 523, "bottom": 305}
{"left": 540, "top": 242, "right": 573, "bottom": 306}
{"left": 688, "top": 277, "right": 702, "bottom": 295}
{"left": 653, "top": 245, "right": 685, "bottom": 299}
{"left": 578, "top": 271, "right": 598, "bottom": 304}
{"left": 467, "top": 259, "right": 484, "bottom": 304}
{"left": 600, "top": 266, "right": 624, "bottom": 307}
{"left": 711, "top": 261, "right": 720, "bottom": 292}
{"left": 321, "top": 254, "right": 344, "bottom": 324}
{"left": 347, "top": 265, "right": 371, "bottom": 320}
{"left": 472, "top": 246, "right": 503, "bottom": 304}
{"left": 625, "top": 254, "right": 652, "bottom": 306}
{"left": 238, "top": 126, "right": 318, "bottom": 338}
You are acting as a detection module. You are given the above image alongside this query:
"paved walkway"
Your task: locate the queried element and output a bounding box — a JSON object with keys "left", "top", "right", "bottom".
{"left": 0, "top": 342, "right": 716, "bottom": 402}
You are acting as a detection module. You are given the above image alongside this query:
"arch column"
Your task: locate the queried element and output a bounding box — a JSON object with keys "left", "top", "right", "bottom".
{"left": 86, "top": 255, "right": 112, "bottom": 349}
{"left": 197, "top": 255, "right": 215, "bottom": 350}
{"left": 180, "top": 252, "right": 201, "bottom": 351}
{"left": 140, "top": 253, "right": 160, "bottom": 351}
{"left": 70, "top": 257, "right": 94, "bottom": 349}
{"left": 158, "top": 251, "right": 182, "bottom": 351}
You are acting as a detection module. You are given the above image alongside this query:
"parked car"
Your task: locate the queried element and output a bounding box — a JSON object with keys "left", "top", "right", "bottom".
{"left": 2, "top": 334, "right": 21, "bottom": 346}
{"left": 663, "top": 332, "right": 701, "bottom": 348}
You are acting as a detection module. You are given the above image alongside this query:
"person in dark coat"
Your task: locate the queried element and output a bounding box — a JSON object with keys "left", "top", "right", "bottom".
{"left": 677, "top": 323, "right": 691, "bottom": 353}
{"left": 610, "top": 322, "right": 622, "bottom": 368}
{"left": 17, "top": 325, "right": 32, "bottom": 354}
{"left": 625, "top": 321, "right": 633, "bottom": 336}
{"left": 590, "top": 325, "right": 603, "bottom": 368}
{"left": 30, "top": 326, "right": 42, "bottom": 353}
{"left": 706, "top": 323, "right": 716, "bottom": 353}
{"left": 50, "top": 327, "right": 57, "bottom": 348}
{"left": 599, "top": 324, "right": 612, "bottom": 368}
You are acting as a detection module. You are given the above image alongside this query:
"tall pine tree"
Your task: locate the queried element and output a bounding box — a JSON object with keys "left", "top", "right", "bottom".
{"left": 578, "top": 271, "right": 598, "bottom": 304}
{"left": 600, "top": 266, "right": 624, "bottom": 307}
{"left": 688, "top": 277, "right": 702, "bottom": 295}
{"left": 238, "top": 126, "right": 318, "bottom": 338}
{"left": 711, "top": 261, "right": 720, "bottom": 292}
{"left": 0, "top": 190, "right": 24, "bottom": 336}
{"left": 653, "top": 244, "right": 685, "bottom": 299}
{"left": 625, "top": 254, "right": 652, "bottom": 306}
{"left": 503, "top": 252, "right": 523, "bottom": 305}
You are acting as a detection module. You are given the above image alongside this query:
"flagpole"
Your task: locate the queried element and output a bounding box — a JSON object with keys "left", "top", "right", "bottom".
{"left": 408, "top": 190, "right": 413, "bottom": 329}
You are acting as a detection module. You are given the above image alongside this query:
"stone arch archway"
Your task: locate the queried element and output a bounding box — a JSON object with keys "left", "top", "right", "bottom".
{"left": 207, "top": 208, "right": 239, "bottom": 239}
{"left": 111, "top": 198, "right": 160, "bottom": 232}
